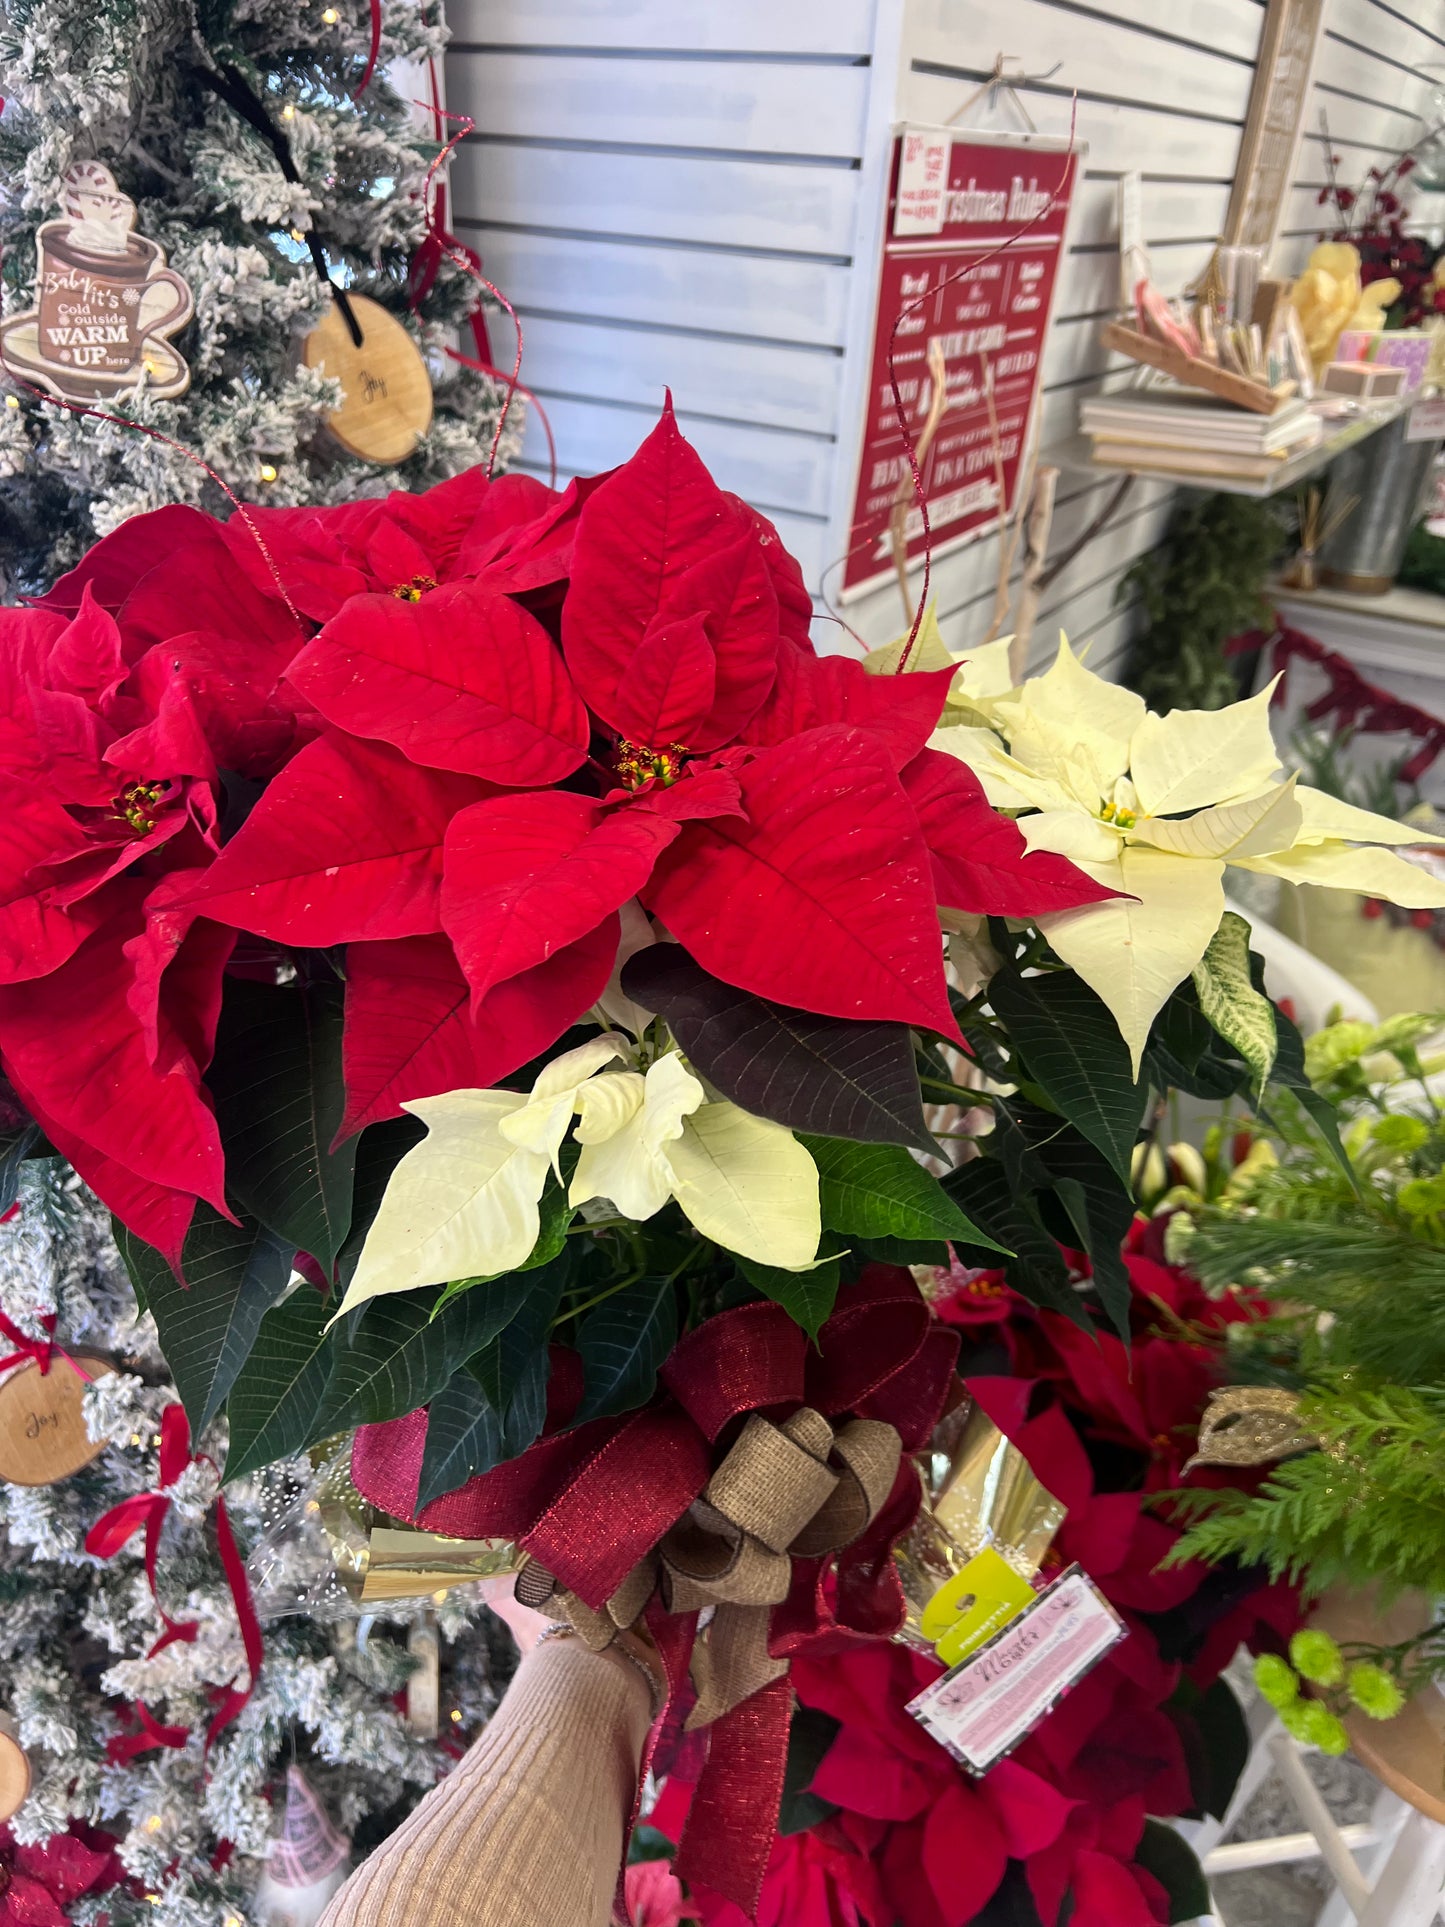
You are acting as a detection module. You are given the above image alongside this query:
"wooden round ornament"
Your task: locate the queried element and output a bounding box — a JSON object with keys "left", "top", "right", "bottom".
{"left": 0, "top": 1354, "right": 114, "bottom": 1487}
{"left": 0, "top": 1714, "right": 29, "bottom": 1824}
{"left": 301, "top": 293, "right": 433, "bottom": 466}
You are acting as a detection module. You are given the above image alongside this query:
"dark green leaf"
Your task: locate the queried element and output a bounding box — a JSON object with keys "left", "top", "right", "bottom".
{"left": 223, "top": 1285, "right": 337, "bottom": 1482}
{"left": 1133, "top": 1820, "right": 1210, "bottom": 1925}
{"left": 417, "top": 1371, "right": 502, "bottom": 1512}
{"left": 209, "top": 978, "right": 357, "bottom": 1272}
{"left": 1191, "top": 1677, "right": 1251, "bottom": 1822}
{"left": 622, "top": 945, "right": 937, "bottom": 1154}
{"left": 803, "top": 1137, "right": 1007, "bottom": 1251}
{"left": 320, "top": 1277, "right": 534, "bottom": 1434}
{"left": 777, "top": 1707, "right": 841, "bottom": 1834}
{"left": 994, "top": 1103, "right": 1136, "bottom": 1340}
{"left": 988, "top": 967, "right": 1145, "bottom": 1183}
{"left": 117, "top": 1206, "right": 295, "bottom": 1433}
{"left": 576, "top": 1275, "right": 678, "bottom": 1422}
{"left": 942, "top": 1158, "right": 1085, "bottom": 1326}
{"left": 735, "top": 1255, "right": 840, "bottom": 1344}
{"left": 856, "top": 1236, "right": 951, "bottom": 1266}
{"left": 0, "top": 1123, "right": 40, "bottom": 1215}
{"left": 417, "top": 1256, "right": 571, "bottom": 1507}
{"left": 335, "top": 1115, "right": 425, "bottom": 1292}
{"left": 972, "top": 1866, "right": 1047, "bottom": 1927}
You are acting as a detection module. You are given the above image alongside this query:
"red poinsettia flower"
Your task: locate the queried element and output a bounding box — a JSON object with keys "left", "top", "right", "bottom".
{"left": 175, "top": 404, "right": 1112, "bottom": 1141}
{"left": 623, "top": 1856, "right": 701, "bottom": 1927}
{"left": 0, "top": 1823, "right": 121, "bottom": 1927}
{"left": 0, "top": 589, "right": 242, "bottom": 1256}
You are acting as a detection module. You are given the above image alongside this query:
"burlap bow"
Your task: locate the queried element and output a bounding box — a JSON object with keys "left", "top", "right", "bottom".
{"left": 518, "top": 1405, "right": 902, "bottom": 1727}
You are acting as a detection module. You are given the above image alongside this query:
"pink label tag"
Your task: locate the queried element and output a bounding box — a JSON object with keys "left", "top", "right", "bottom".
{"left": 905, "top": 1565, "right": 1125, "bottom": 1774}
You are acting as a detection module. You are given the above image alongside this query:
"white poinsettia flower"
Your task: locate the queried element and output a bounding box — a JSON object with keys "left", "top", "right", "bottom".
{"left": 571, "top": 1050, "right": 820, "bottom": 1266}
{"left": 337, "top": 1034, "right": 630, "bottom": 1315}
{"left": 930, "top": 636, "right": 1445, "bottom": 1071}
{"left": 339, "top": 1039, "right": 821, "bottom": 1315}
{"left": 863, "top": 603, "right": 1018, "bottom": 727}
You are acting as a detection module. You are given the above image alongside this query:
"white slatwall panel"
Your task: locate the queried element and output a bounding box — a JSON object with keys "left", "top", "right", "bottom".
{"left": 445, "top": 0, "right": 1444, "bottom": 669}
{"left": 445, "top": 0, "right": 878, "bottom": 589}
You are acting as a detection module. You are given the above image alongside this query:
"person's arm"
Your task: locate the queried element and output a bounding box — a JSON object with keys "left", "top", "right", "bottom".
{"left": 319, "top": 1633, "right": 655, "bottom": 1927}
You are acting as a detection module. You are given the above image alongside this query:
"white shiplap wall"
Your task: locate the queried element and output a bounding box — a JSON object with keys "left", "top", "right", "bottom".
{"left": 445, "top": 0, "right": 1445, "bottom": 670}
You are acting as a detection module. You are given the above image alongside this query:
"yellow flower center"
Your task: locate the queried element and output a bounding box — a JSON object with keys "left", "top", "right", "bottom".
{"left": 115, "top": 780, "right": 168, "bottom": 836}
{"left": 614, "top": 739, "right": 689, "bottom": 790}
{"left": 391, "top": 574, "right": 438, "bottom": 602}
{"left": 1099, "top": 799, "right": 1137, "bottom": 830}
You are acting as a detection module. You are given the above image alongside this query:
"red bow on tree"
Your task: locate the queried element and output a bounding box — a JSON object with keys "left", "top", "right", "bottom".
{"left": 0, "top": 1308, "right": 93, "bottom": 1383}
{"left": 352, "top": 1268, "right": 959, "bottom": 1917}
{"left": 85, "top": 1403, "right": 263, "bottom": 1757}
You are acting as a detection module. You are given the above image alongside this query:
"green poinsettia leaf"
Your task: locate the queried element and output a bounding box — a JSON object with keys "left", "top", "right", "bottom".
{"left": 622, "top": 944, "right": 938, "bottom": 1154}
{"left": 990, "top": 1101, "right": 1136, "bottom": 1340}
{"left": 0, "top": 1123, "right": 41, "bottom": 1216}
{"left": 116, "top": 1205, "right": 295, "bottom": 1434}
{"left": 735, "top": 1253, "right": 841, "bottom": 1344}
{"left": 802, "top": 1136, "right": 1008, "bottom": 1252}
{"left": 1191, "top": 911, "right": 1277, "bottom": 1099}
{"left": 988, "top": 965, "right": 1146, "bottom": 1183}
{"left": 223, "top": 1285, "right": 337, "bottom": 1483}
{"left": 417, "top": 1255, "right": 572, "bottom": 1509}
{"left": 209, "top": 977, "right": 357, "bottom": 1273}
{"left": 1133, "top": 1819, "right": 1211, "bottom": 1925}
{"left": 318, "top": 1277, "right": 533, "bottom": 1436}
{"left": 574, "top": 1275, "right": 678, "bottom": 1423}
{"left": 941, "top": 1157, "right": 1085, "bottom": 1327}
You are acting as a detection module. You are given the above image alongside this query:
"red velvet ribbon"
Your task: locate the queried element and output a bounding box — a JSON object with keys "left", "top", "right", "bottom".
{"left": 86, "top": 1404, "right": 265, "bottom": 1750}
{"left": 352, "top": 1267, "right": 959, "bottom": 1916}
{"left": 0, "top": 1309, "right": 94, "bottom": 1383}
{"left": 352, "top": 0, "right": 382, "bottom": 100}
{"left": 1232, "top": 622, "right": 1445, "bottom": 783}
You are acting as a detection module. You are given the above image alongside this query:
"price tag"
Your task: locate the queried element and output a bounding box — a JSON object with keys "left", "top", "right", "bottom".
{"left": 894, "top": 127, "right": 950, "bottom": 237}
{"left": 1406, "top": 396, "right": 1445, "bottom": 443}
{"left": 907, "top": 1565, "right": 1125, "bottom": 1774}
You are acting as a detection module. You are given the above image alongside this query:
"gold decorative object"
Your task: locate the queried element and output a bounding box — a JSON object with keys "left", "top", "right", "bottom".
{"left": 1184, "top": 1385, "right": 1318, "bottom": 1470}
{"left": 896, "top": 1403, "right": 1066, "bottom": 1650}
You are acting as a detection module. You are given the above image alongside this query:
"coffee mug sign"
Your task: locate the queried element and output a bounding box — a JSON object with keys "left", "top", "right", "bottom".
{"left": 0, "top": 160, "right": 193, "bottom": 402}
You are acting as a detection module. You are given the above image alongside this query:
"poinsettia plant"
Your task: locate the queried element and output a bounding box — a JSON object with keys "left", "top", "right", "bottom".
{"left": 0, "top": 401, "right": 1394, "bottom": 1502}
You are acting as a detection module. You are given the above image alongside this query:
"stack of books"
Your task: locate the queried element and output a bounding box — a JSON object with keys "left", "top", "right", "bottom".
{"left": 1079, "top": 388, "right": 1324, "bottom": 482}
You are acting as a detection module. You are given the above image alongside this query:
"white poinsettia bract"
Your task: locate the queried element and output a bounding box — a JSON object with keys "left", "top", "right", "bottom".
{"left": 931, "top": 636, "right": 1445, "bottom": 1070}
{"left": 339, "top": 1035, "right": 821, "bottom": 1315}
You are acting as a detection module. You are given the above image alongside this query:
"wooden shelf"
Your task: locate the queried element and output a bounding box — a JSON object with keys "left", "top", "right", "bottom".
{"left": 1051, "top": 398, "right": 1404, "bottom": 499}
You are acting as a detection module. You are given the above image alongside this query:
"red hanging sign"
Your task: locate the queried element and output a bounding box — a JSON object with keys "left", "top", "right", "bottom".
{"left": 841, "top": 128, "right": 1078, "bottom": 597}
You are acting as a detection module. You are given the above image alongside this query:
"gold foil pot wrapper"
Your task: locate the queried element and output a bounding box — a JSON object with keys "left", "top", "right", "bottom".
{"left": 896, "top": 1403, "right": 1066, "bottom": 1652}
{"left": 248, "top": 1439, "right": 520, "bottom": 1615}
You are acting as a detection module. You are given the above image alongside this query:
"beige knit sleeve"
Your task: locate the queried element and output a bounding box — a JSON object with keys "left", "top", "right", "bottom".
{"left": 318, "top": 1638, "right": 653, "bottom": 1927}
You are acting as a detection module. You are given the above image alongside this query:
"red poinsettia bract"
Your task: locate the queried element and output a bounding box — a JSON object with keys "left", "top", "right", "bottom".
{"left": 0, "top": 404, "right": 1110, "bottom": 1259}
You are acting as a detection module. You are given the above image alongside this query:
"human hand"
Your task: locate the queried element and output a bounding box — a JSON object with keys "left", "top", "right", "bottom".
{"left": 477, "top": 1573, "right": 552, "bottom": 1657}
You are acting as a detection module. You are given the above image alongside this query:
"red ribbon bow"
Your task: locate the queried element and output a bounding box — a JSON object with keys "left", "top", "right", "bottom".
{"left": 352, "top": 1268, "right": 959, "bottom": 1917}
{"left": 0, "top": 1308, "right": 93, "bottom": 1384}
{"left": 85, "top": 1404, "right": 264, "bottom": 1757}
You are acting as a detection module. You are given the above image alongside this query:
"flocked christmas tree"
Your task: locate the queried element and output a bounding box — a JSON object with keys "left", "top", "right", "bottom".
{"left": 0, "top": 1161, "right": 514, "bottom": 1927}
{"left": 0, "top": 0, "right": 518, "bottom": 595}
